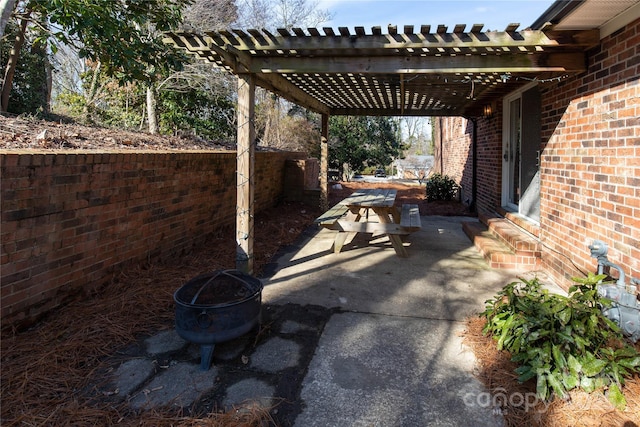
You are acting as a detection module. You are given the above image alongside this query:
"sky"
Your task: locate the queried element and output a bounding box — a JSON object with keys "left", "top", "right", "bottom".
{"left": 317, "top": 0, "right": 557, "bottom": 32}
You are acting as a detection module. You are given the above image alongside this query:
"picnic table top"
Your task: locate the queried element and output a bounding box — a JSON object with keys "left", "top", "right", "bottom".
{"left": 338, "top": 188, "right": 397, "bottom": 209}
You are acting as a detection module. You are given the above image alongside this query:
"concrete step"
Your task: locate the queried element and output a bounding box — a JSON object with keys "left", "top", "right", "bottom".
{"left": 462, "top": 216, "right": 541, "bottom": 271}
{"left": 480, "top": 213, "right": 541, "bottom": 255}
{"left": 496, "top": 207, "right": 540, "bottom": 238}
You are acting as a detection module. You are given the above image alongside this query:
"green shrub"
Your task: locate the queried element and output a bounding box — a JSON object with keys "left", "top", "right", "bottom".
{"left": 481, "top": 274, "right": 640, "bottom": 409}
{"left": 425, "top": 173, "right": 460, "bottom": 201}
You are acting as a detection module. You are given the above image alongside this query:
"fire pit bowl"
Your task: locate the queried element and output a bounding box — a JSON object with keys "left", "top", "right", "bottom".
{"left": 174, "top": 269, "right": 262, "bottom": 370}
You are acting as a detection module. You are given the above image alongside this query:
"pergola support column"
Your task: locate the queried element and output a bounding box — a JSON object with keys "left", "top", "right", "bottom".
{"left": 236, "top": 73, "right": 256, "bottom": 274}
{"left": 320, "top": 113, "right": 329, "bottom": 211}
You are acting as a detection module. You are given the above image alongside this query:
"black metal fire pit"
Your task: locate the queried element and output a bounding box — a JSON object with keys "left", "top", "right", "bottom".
{"left": 174, "top": 269, "right": 262, "bottom": 370}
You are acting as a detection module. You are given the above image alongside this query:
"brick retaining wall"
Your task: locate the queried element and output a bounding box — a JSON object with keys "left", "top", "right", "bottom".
{"left": 1, "top": 150, "right": 305, "bottom": 328}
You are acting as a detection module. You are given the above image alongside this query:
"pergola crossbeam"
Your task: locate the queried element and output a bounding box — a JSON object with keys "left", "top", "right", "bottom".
{"left": 248, "top": 52, "right": 586, "bottom": 74}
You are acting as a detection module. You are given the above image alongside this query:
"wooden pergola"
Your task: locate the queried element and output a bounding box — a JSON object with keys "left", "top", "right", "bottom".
{"left": 163, "top": 24, "right": 598, "bottom": 273}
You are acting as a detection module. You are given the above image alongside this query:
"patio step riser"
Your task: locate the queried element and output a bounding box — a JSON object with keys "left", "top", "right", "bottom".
{"left": 462, "top": 220, "right": 541, "bottom": 271}
{"left": 479, "top": 213, "right": 541, "bottom": 256}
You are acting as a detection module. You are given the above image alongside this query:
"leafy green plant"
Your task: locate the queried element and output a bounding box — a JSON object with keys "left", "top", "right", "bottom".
{"left": 329, "top": 116, "right": 404, "bottom": 174}
{"left": 425, "top": 173, "right": 460, "bottom": 201}
{"left": 481, "top": 274, "right": 640, "bottom": 409}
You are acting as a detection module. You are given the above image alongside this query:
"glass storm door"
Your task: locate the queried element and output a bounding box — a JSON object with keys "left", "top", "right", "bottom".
{"left": 503, "top": 85, "right": 541, "bottom": 223}
{"left": 506, "top": 98, "right": 521, "bottom": 208}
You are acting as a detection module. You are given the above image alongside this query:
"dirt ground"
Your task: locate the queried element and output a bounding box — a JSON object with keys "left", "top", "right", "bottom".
{"left": 0, "top": 114, "right": 234, "bottom": 151}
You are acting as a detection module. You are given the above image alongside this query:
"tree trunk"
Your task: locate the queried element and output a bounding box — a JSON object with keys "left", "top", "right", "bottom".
{"left": 43, "top": 55, "right": 52, "bottom": 113}
{"left": 146, "top": 85, "right": 158, "bottom": 134}
{"left": 1, "top": 10, "right": 28, "bottom": 112}
{"left": 82, "top": 61, "right": 101, "bottom": 122}
{"left": 32, "top": 36, "right": 51, "bottom": 114}
{"left": 0, "top": 0, "right": 16, "bottom": 38}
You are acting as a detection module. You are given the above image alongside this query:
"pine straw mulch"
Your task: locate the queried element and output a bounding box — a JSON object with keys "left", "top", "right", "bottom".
{"left": 462, "top": 317, "right": 640, "bottom": 427}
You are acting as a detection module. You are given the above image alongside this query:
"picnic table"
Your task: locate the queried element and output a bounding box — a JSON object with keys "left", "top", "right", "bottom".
{"left": 314, "top": 188, "right": 421, "bottom": 257}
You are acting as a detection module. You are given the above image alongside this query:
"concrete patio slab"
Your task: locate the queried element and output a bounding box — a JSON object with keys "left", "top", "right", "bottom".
{"left": 293, "top": 312, "right": 503, "bottom": 427}
{"left": 258, "top": 215, "right": 529, "bottom": 426}
{"left": 262, "top": 216, "right": 519, "bottom": 321}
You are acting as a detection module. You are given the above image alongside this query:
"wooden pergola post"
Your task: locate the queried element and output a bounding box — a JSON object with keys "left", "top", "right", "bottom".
{"left": 320, "top": 113, "right": 329, "bottom": 211}
{"left": 236, "top": 73, "right": 256, "bottom": 274}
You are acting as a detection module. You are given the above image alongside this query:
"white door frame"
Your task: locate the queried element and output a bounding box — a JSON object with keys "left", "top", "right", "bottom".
{"left": 501, "top": 82, "right": 538, "bottom": 214}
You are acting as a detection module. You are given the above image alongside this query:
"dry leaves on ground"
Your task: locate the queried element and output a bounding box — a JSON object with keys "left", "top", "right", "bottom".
{"left": 0, "top": 114, "right": 233, "bottom": 151}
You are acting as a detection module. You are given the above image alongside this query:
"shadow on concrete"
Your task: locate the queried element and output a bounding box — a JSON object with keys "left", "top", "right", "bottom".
{"left": 258, "top": 215, "right": 531, "bottom": 426}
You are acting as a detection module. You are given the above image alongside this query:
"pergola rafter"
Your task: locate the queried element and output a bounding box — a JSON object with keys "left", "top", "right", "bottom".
{"left": 163, "top": 23, "right": 599, "bottom": 273}
{"left": 165, "top": 24, "right": 598, "bottom": 117}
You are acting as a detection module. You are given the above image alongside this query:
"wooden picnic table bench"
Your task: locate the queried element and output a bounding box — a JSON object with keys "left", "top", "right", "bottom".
{"left": 314, "top": 189, "right": 421, "bottom": 257}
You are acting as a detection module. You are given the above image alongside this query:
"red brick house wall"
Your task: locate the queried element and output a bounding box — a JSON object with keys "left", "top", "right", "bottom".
{"left": 473, "top": 109, "right": 504, "bottom": 215}
{"left": 1, "top": 150, "right": 305, "bottom": 328}
{"left": 433, "top": 17, "right": 640, "bottom": 290}
{"left": 538, "top": 18, "right": 640, "bottom": 289}
{"left": 433, "top": 117, "right": 468, "bottom": 177}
